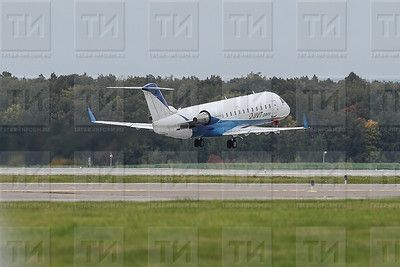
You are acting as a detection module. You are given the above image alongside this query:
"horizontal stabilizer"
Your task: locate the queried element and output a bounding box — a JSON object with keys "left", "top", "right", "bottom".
{"left": 107, "top": 86, "right": 174, "bottom": 91}
{"left": 87, "top": 107, "right": 153, "bottom": 130}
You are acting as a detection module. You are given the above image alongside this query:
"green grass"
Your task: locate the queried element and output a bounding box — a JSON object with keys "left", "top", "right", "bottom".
{"left": 2, "top": 174, "right": 400, "bottom": 184}
{"left": 2, "top": 200, "right": 400, "bottom": 266}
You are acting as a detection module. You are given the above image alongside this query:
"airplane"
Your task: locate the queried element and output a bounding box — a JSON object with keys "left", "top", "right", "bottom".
{"left": 88, "top": 83, "right": 308, "bottom": 149}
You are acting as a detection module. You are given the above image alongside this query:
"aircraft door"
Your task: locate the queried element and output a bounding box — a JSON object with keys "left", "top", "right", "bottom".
{"left": 272, "top": 99, "right": 278, "bottom": 118}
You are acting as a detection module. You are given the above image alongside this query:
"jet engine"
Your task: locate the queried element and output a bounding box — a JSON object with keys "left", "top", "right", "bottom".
{"left": 179, "top": 110, "right": 212, "bottom": 130}
{"left": 193, "top": 111, "right": 211, "bottom": 125}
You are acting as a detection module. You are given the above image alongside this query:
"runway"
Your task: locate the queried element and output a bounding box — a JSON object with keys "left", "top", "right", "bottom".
{"left": 0, "top": 167, "right": 398, "bottom": 177}
{"left": 1, "top": 183, "right": 400, "bottom": 201}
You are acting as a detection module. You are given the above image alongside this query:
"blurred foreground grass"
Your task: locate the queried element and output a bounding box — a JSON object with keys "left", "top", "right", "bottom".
{"left": 1, "top": 200, "right": 400, "bottom": 266}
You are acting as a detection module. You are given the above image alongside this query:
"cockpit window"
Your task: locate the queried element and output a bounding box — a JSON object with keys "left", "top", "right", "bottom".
{"left": 279, "top": 97, "right": 285, "bottom": 104}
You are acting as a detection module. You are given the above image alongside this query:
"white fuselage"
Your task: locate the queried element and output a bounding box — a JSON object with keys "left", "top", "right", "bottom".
{"left": 152, "top": 92, "right": 291, "bottom": 139}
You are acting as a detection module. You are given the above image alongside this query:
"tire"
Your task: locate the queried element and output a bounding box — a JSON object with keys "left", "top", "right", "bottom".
{"left": 199, "top": 139, "right": 204, "bottom": 147}
{"left": 227, "top": 140, "right": 232, "bottom": 149}
{"left": 232, "top": 140, "right": 238, "bottom": 149}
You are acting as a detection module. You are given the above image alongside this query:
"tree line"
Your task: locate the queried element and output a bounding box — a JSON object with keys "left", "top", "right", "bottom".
{"left": 0, "top": 71, "right": 398, "bottom": 166}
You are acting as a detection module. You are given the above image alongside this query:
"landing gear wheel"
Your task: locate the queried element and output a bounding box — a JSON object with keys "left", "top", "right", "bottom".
{"left": 199, "top": 138, "right": 204, "bottom": 147}
{"left": 227, "top": 139, "right": 237, "bottom": 149}
{"left": 232, "top": 139, "right": 237, "bottom": 149}
{"left": 194, "top": 138, "right": 204, "bottom": 148}
{"left": 227, "top": 140, "right": 232, "bottom": 149}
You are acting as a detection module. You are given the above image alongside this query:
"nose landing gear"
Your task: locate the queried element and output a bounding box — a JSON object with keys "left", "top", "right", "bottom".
{"left": 227, "top": 138, "right": 238, "bottom": 149}
{"left": 194, "top": 138, "right": 204, "bottom": 148}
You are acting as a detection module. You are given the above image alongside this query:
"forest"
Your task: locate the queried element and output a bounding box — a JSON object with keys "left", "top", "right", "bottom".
{"left": 0, "top": 71, "right": 399, "bottom": 166}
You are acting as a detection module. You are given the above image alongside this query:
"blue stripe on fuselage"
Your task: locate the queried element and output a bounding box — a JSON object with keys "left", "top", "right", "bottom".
{"left": 191, "top": 118, "right": 272, "bottom": 138}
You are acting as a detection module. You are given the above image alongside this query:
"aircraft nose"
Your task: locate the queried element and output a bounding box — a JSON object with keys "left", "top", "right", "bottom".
{"left": 283, "top": 102, "right": 290, "bottom": 117}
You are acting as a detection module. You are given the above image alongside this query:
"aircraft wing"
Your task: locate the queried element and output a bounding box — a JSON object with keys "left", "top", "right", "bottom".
{"left": 223, "top": 115, "right": 309, "bottom": 137}
{"left": 87, "top": 108, "right": 153, "bottom": 130}
{"left": 223, "top": 126, "right": 306, "bottom": 137}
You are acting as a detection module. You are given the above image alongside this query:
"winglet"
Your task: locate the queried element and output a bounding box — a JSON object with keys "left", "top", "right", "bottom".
{"left": 303, "top": 114, "right": 309, "bottom": 129}
{"left": 88, "top": 107, "right": 96, "bottom": 123}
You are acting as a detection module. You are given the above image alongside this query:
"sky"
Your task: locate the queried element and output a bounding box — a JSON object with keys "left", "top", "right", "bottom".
{"left": 1, "top": 0, "right": 400, "bottom": 80}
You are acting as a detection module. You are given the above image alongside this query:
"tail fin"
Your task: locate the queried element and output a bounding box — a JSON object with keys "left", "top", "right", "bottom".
{"left": 107, "top": 83, "right": 175, "bottom": 121}
{"left": 141, "top": 83, "right": 175, "bottom": 121}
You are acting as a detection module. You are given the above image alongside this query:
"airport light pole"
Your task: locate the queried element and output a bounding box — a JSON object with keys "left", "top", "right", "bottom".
{"left": 109, "top": 153, "right": 113, "bottom": 168}
{"left": 323, "top": 151, "right": 328, "bottom": 164}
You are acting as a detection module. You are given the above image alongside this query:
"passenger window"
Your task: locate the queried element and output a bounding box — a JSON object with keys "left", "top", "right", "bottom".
{"left": 230, "top": 112, "right": 232, "bottom": 116}
{"left": 234, "top": 111, "right": 237, "bottom": 115}
{"left": 247, "top": 108, "right": 249, "bottom": 113}
{"left": 243, "top": 109, "right": 245, "bottom": 113}
{"left": 256, "top": 107, "right": 258, "bottom": 111}
{"left": 260, "top": 106, "right": 263, "bottom": 110}
{"left": 265, "top": 105, "right": 267, "bottom": 109}
{"left": 269, "top": 104, "right": 271, "bottom": 108}
{"left": 226, "top": 113, "right": 228, "bottom": 117}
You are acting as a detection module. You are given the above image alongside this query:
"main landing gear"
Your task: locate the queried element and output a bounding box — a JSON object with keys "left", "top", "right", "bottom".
{"left": 194, "top": 138, "right": 204, "bottom": 148}
{"left": 227, "top": 138, "right": 238, "bottom": 149}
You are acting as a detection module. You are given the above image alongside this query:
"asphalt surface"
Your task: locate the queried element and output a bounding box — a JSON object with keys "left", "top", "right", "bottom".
{"left": 1, "top": 183, "right": 400, "bottom": 201}
{"left": 0, "top": 167, "right": 398, "bottom": 177}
